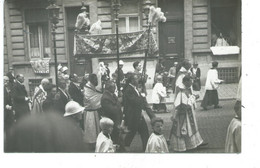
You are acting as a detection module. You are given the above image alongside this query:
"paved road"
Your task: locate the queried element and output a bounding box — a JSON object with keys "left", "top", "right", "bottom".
{"left": 128, "top": 100, "right": 236, "bottom": 153}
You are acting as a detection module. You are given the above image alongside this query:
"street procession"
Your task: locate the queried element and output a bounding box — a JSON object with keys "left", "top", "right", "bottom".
{"left": 3, "top": 0, "right": 242, "bottom": 153}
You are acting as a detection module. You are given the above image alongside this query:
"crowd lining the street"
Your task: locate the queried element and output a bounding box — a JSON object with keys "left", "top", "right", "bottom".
{"left": 3, "top": 59, "right": 241, "bottom": 153}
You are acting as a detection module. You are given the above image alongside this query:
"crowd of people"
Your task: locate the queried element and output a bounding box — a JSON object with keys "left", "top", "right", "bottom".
{"left": 3, "top": 59, "right": 241, "bottom": 153}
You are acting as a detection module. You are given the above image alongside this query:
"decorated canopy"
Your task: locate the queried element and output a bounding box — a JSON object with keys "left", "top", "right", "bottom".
{"left": 73, "top": 29, "right": 158, "bottom": 56}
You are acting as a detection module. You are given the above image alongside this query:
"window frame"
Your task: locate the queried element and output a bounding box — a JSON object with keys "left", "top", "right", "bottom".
{"left": 118, "top": 13, "right": 140, "bottom": 33}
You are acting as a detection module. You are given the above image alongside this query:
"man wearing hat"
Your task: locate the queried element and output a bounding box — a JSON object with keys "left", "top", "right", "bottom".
{"left": 201, "top": 61, "right": 224, "bottom": 110}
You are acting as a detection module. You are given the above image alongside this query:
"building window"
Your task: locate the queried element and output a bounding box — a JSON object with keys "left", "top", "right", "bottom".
{"left": 118, "top": 14, "right": 140, "bottom": 33}
{"left": 116, "top": 0, "right": 141, "bottom": 33}
{"left": 211, "top": 0, "right": 241, "bottom": 46}
{"left": 218, "top": 67, "right": 238, "bottom": 83}
{"left": 25, "top": 9, "right": 50, "bottom": 59}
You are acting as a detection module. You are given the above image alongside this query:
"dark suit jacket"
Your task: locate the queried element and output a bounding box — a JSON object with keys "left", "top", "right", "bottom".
{"left": 123, "top": 85, "right": 143, "bottom": 130}
{"left": 191, "top": 67, "right": 201, "bottom": 78}
{"left": 11, "top": 82, "right": 30, "bottom": 120}
{"left": 4, "top": 87, "right": 14, "bottom": 130}
{"left": 56, "top": 88, "right": 70, "bottom": 115}
{"left": 68, "top": 82, "right": 84, "bottom": 106}
{"left": 101, "top": 90, "right": 122, "bottom": 127}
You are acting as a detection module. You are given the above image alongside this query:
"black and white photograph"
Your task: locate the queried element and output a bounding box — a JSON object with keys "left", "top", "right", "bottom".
{"left": 0, "top": 0, "right": 259, "bottom": 167}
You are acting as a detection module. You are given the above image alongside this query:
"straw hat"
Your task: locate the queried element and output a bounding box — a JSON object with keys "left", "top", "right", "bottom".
{"left": 64, "top": 101, "right": 85, "bottom": 117}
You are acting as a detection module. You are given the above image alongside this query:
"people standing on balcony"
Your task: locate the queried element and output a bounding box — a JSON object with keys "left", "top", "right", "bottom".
{"left": 190, "top": 63, "right": 201, "bottom": 91}
{"left": 68, "top": 73, "right": 84, "bottom": 106}
{"left": 215, "top": 32, "right": 229, "bottom": 46}
{"left": 11, "top": 74, "right": 31, "bottom": 121}
{"left": 201, "top": 61, "right": 224, "bottom": 110}
{"left": 82, "top": 74, "right": 102, "bottom": 151}
{"left": 31, "top": 78, "right": 49, "bottom": 114}
{"left": 75, "top": 6, "right": 90, "bottom": 33}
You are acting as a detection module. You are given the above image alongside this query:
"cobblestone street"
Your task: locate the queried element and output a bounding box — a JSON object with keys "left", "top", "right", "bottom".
{"left": 128, "top": 100, "right": 236, "bottom": 153}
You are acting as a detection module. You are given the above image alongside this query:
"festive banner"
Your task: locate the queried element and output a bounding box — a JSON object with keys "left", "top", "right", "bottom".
{"left": 30, "top": 59, "right": 50, "bottom": 74}
{"left": 74, "top": 30, "right": 158, "bottom": 56}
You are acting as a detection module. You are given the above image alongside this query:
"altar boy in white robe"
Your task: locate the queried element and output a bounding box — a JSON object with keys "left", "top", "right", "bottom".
{"left": 201, "top": 61, "right": 224, "bottom": 110}
{"left": 95, "top": 117, "right": 116, "bottom": 153}
{"left": 145, "top": 117, "right": 169, "bottom": 153}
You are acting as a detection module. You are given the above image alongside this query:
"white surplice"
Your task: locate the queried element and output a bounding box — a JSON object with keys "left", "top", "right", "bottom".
{"left": 145, "top": 133, "right": 169, "bottom": 153}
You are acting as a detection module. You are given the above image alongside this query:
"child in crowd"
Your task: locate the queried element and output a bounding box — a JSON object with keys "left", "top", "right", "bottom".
{"left": 152, "top": 75, "right": 168, "bottom": 113}
{"left": 95, "top": 117, "right": 116, "bottom": 153}
{"left": 145, "top": 117, "right": 169, "bottom": 153}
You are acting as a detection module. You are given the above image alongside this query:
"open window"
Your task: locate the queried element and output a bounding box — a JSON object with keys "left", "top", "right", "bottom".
{"left": 25, "top": 8, "right": 51, "bottom": 59}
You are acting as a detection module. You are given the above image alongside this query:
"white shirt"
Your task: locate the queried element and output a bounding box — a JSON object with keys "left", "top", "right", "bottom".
{"left": 95, "top": 132, "right": 115, "bottom": 153}
{"left": 205, "top": 69, "right": 222, "bottom": 90}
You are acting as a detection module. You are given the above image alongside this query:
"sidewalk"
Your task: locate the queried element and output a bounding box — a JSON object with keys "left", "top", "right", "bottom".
{"left": 146, "top": 83, "right": 238, "bottom": 104}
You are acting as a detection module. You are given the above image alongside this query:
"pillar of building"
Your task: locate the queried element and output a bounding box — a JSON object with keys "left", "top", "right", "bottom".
{"left": 184, "top": 0, "right": 193, "bottom": 61}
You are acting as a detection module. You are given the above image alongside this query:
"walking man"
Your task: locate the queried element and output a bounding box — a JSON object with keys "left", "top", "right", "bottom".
{"left": 201, "top": 61, "right": 224, "bottom": 110}
{"left": 12, "top": 74, "right": 30, "bottom": 120}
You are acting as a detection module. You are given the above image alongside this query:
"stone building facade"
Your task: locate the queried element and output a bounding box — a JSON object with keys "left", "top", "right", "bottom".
{"left": 4, "top": 0, "right": 241, "bottom": 95}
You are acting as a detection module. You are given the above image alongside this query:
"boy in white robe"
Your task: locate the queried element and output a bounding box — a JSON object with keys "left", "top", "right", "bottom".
{"left": 152, "top": 75, "right": 167, "bottom": 113}
{"left": 145, "top": 117, "right": 169, "bottom": 153}
{"left": 95, "top": 117, "right": 116, "bottom": 153}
